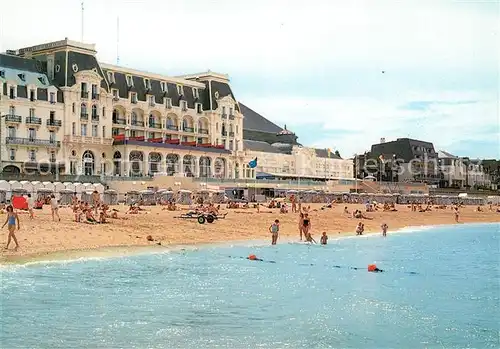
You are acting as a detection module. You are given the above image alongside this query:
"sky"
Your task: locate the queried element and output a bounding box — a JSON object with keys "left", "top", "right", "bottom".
{"left": 1, "top": 0, "right": 498, "bottom": 159}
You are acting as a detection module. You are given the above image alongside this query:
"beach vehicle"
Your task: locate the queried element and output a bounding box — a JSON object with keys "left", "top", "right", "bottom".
{"left": 175, "top": 212, "right": 228, "bottom": 224}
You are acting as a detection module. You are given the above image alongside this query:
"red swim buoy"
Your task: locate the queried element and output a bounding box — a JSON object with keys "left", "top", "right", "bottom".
{"left": 248, "top": 254, "right": 257, "bottom": 260}
{"left": 368, "top": 264, "right": 377, "bottom": 272}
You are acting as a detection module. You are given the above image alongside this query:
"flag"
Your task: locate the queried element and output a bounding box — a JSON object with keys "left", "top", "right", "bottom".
{"left": 327, "top": 148, "right": 332, "bottom": 158}
{"left": 248, "top": 157, "right": 257, "bottom": 168}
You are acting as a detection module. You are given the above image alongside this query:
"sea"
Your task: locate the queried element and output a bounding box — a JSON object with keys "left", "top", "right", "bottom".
{"left": 1, "top": 223, "right": 499, "bottom": 348}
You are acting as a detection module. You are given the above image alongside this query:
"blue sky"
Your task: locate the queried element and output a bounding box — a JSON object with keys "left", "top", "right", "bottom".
{"left": 1, "top": 0, "right": 498, "bottom": 159}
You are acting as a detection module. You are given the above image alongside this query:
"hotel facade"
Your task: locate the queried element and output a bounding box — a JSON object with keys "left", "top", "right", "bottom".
{"left": 0, "top": 38, "right": 354, "bottom": 184}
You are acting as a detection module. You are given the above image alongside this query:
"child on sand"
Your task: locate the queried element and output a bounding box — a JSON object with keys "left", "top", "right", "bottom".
{"left": 2, "top": 205, "right": 20, "bottom": 250}
{"left": 320, "top": 232, "right": 328, "bottom": 245}
{"left": 269, "top": 219, "right": 280, "bottom": 245}
{"left": 381, "top": 223, "right": 388, "bottom": 237}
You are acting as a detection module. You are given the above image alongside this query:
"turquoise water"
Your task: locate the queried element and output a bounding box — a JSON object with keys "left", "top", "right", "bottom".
{"left": 1, "top": 224, "right": 499, "bottom": 348}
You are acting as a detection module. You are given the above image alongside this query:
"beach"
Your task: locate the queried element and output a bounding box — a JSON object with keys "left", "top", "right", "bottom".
{"left": 1, "top": 203, "right": 499, "bottom": 263}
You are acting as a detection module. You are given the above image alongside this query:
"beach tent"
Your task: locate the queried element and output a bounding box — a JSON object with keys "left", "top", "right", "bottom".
{"left": 103, "top": 189, "right": 118, "bottom": 205}
{"left": 82, "top": 183, "right": 93, "bottom": 192}
{"left": 12, "top": 195, "right": 28, "bottom": 210}
{"left": 32, "top": 181, "right": 44, "bottom": 193}
{"left": 139, "top": 189, "right": 156, "bottom": 205}
{"left": 0, "top": 189, "right": 6, "bottom": 203}
{"left": 176, "top": 189, "right": 192, "bottom": 205}
{"left": 20, "top": 181, "right": 34, "bottom": 195}
{"left": 36, "top": 188, "right": 54, "bottom": 202}
{"left": 156, "top": 189, "right": 174, "bottom": 203}
{"left": 80, "top": 190, "right": 94, "bottom": 204}
{"left": 195, "top": 189, "right": 210, "bottom": 204}
{"left": 126, "top": 190, "right": 140, "bottom": 205}
{"left": 42, "top": 181, "right": 55, "bottom": 193}
{"left": 0, "top": 180, "right": 10, "bottom": 194}
{"left": 73, "top": 183, "right": 84, "bottom": 195}
{"left": 59, "top": 189, "right": 74, "bottom": 205}
{"left": 54, "top": 182, "right": 65, "bottom": 193}
{"left": 210, "top": 190, "right": 225, "bottom": 203}
{"left": 9, "top": 180, "right": 22, "bottom": 191}
{"left": 93, "top": 183, "right": 105, "bottom": 194}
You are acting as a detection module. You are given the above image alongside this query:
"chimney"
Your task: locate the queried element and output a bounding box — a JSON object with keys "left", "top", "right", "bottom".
{"left": 380, "top": 137, "right": 386, "bottom": 144}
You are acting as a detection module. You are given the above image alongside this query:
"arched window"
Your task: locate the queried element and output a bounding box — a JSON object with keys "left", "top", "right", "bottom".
{"left": 112, "top": 109, "right": 118, "bottom": 123}
{"left": 82, "top": 150, "right": 95, "bottom": 176}
{"left": 167, "top": 117, "right": 173, "bottom": 126}
{"left": 131, "top": 112, "right": 137, "bottom": 123}
{"left": 149, "top": 113, "right": 154, "bottom": 126}
{"left": 182, "top": 119, "right": 189, "bottom": 129}
{"left": 91, "top": 104, "right": 98, "bottom": 117}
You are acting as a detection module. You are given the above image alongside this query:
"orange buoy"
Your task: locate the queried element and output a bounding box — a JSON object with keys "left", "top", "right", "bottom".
{"left": 248, "top": 254, "right": 257, "bottom": 260}
{"left": 368, "top": 264, "right": 377, "bottom": 272}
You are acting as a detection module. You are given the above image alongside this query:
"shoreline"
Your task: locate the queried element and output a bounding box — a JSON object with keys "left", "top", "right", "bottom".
{"left": 2, "top": 221, "right": 498, "bottom": 267}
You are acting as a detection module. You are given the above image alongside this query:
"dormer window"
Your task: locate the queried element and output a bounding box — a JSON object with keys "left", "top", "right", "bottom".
{"left": 107, "top": 71, "right": 115, "bottom": 84}
{"left": 149, "top": 95, "right": 155, "bottom": 107}
{"left": 131, "top": 93, "right": 137, "bottom": 104}
{"left": 38, "top": 76, "right": 46, "bottom": 85}
{"left": 181, "top": 100, "right": 187, "bottom": 111}
{"left": 193, "top": 88, "right": 199, "bottom": 99}
{"left": 144, "top": 78, "right": 151, "bottom": 90}
{"left": 160, "top": 81, "right": 166, "bottom": 92}
{"left": 18, "top": 73, "right": 26, "bottom": 81}
{"left": 126, "top": 75, "right": 133, "bottom": 87}
{"left": 177, "top": 85, "right": 183, "bottom": 95}
{"left": 112, "top": 89, "right": 119, "bottom": 100}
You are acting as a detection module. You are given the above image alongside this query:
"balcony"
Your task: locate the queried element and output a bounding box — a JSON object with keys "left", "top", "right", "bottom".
{"left": 92, "top": 93, "right": 100, "bottom": 100}
{"left": 4, "top": 114, "right": 22, "bottom": 123}
{"left": 167, "top": 125, "right": 179, "bottom": 131}
{"left": 91, "top": 115, "right": 100, "bottom": 122}
{"left": 80, "top": 113, "right": 89, "bottom": 121}
{"left": 199, "top": 128, "right": 209, "bottom": 134}
{"left": 229, "top": 131, "right": 235, "bottom": 137}
{"left": 131, "top": 120, "right": 144, "bottom": 127}
{"left": 81, "top": 91, "right": 89, "bottom": 98}
{"left": 113, "top": 118, "right": 127, "bottom": 125}
{"left": 25, "top": 117, "right": 42, "bottom": 125}
{"left": 149, "top": 122, "right": 162, "bottom": 129}
{"left": 183, "top": 126, "right": 194, "bottom": 133}
{"left": 221, "top": 113, "right": 227, "bottom": 119}
{"left": 6, "top": 137, "right": 60, "bottom": 148}
{"left": 229, "top": 114, "right": 235, "bottom": 120}
{"left": 46, "top": 119, "right": 62, "bottom": 127}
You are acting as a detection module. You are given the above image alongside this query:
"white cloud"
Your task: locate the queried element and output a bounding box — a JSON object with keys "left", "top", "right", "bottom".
{"left": 241, "top": 90, "right": 499, "bottom": 157}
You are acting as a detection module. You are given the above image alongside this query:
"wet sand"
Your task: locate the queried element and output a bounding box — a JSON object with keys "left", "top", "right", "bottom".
{"left": 1, "top": 203, "right": 499, "bottom": 263}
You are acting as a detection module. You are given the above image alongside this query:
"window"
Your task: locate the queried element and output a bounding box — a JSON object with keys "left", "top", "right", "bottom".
{"left": 131, "top": 112, "right": 137, "bottom": 124}
{"left": 18, "top": 73, "right": 26, "bottom": 81}
{"left": 181, "top": 100, "right": 187, "bottom": 111}
{"left": 131, "top": 130, "right": 136, "bottom": 138}
{"left": 49, "top": 92, "right": 55, "bottom": 103}
{"left": 165, "top": 98, "right": 172, "bottom": 109}
{"left": 72, "top": 103, "right": 75, "bottom": 113}
{"left": 92, "top": 104, "right": 98, "bottom": 117}
{"left": 81, "top": 82, "right": 87, "bottom": 92}
{"left": 0, "top": 70, "right": 4, "bottom": 78}
{"left": 196, "top": 103, "right": 202, "bottom": 114}
{"left": 222, "top": 106, "right": 226, "bottom": 115}
{"left": 92, "top": 125, "right": 98, "bottom": 137}
{"left": 102, "top": 126, "right": 106, "bottom": 138}
{"left": 9, "top": 106, "right": 15, "bottom": 115}
{"left": 177, "top": 85, "right": 183, "bottom": 95}
{"left": 131, "top": 93, "right": 137, "bottom": 103}
{"left": 28, "top": 150, "right": 36, "bottom": 162}
{"left": 149, "top": 132, "right": 154, "bottom": 139}
{"left": 30, "top": 89, "right": 36, "bottom": 101}
{"left": 7, "top": 126, "right": 16, "bottom": 138}
{"left": 144, "top": 78, "right": 151, "bottom": 89}
{"left": 81, "top": 103, "right": 87, "bottom": 115}
{"left": 126, "top": 75, "right": 133, "bottom": 87}
{"left": 236, "top": 125, "right": 239, "bottom": 134}
{"left": 49, "top": 131, "right": 56, "bottom": 143}
{"left": 107, "top": 71, "right": 115, "bottom": 83}
{"left": 72, "top": 122, "right": 76, "bottom": 135}
{"left": 81, "top": 124, "right": 87, "bottom": 136}
{"left": 160, "top": 82, "right": 166, "bottom": 92}
{"left": 9, "top": 86, "right": 15, "bottom": 99}
{"left": 91, "top": 84, "right": 98, "bottom": 98}
{"left": 112, "top": 89, "right": 119, "bottom": 99}
{"left": 149, "top": 95, "right": 155, "bottom": 106}
{"left": 28, "top": 128, "right": 36, "bottom": 141}
{"left": 9, "top": 149, "right": 15, "bottom": 161}
{"left": 50, "top": 151, "right": 56, "bottom": 163}
{"left": 229, "top": 140, "right": 234, "bottom": 150}
{"left": 193, "top": 88, "right": 199, "bottom": 98}
{"left": 102, "top": 107, "right": 105, "bottom": 118}
{"left": 229, "top": 107, "right": 233, "bottom": 115}
{"left": 29, "top": 108, "right": 35, "bottom": 117}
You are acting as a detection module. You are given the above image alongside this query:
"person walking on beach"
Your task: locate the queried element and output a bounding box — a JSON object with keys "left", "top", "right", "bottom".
{"left": 2, "top": 205, "right": 20, "bottom": 250}
{"left": 381, "top": 223, "right": 388, "bottom": 237}
{"left": 302, "top": 213, "right": 311, "bottom": 238}
{"left": 454, "top": 208, "right": 459, "bottom": 223}
{"left": 269, "top": 219, "right": 280, "bottom": 245}
{"left": 298, "top": 212, "right": 304, "bottom": 240}
{"left": 50, "top": 194, "right": 60, "bottom": 222}
{"left": 27, "top": 193, "right": 34, "bottom": 219}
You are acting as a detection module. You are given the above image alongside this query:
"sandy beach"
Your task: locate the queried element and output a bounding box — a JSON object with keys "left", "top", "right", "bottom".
{"left": 1, "top": 203, "right": 499, "bottom": 263}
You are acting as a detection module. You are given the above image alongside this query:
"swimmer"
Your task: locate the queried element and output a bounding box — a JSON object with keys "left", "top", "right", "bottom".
{"left": 381, "top": 223, "right": 388, "bottom": 237}
{"left": 269, "top": 219, "right": 280, "bottom": 245}
{"left": 320, "top": 231, "right": 328, "bottom": 245}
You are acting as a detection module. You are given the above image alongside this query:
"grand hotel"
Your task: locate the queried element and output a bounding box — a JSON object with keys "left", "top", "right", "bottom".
{"left": 0, "top": 38, "right": 354, "bottom": 189}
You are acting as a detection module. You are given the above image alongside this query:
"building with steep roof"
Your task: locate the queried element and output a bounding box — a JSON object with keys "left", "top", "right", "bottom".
{"left": 1, "top": 38, "right": 245, "bottom": 179}
{"left": 238, "top": 103, "right": 353, "bottom": 180}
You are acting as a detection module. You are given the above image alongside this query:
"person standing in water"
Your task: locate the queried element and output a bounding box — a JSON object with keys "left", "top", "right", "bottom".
{"left": 381, "top": 223, "right": 388, "bottom": 237}
{"left": 2, "top": 205, "right": 20, "bottom": 250}
{"left": 320, "top": 232, "right": 328, "bottom": 245}
{"left": 50, "top": 194, "right": 60, "bottom": 222}
{"left": 302, "top": 213, "right": 311, "bottom": 239}
{"left": 269, "top": 219, "right": 280, "bottom": 245}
